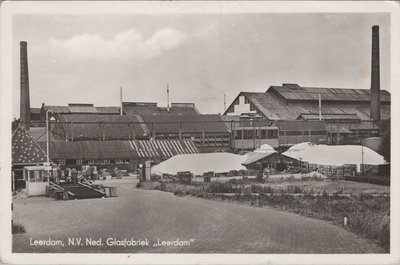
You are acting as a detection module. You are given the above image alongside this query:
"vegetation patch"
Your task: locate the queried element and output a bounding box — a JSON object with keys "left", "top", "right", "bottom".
{"left": 12, "top": 221, "right": 26, "bottom": 234}
{"left": 137, "top": 180, "right": 390, "bottom": 251}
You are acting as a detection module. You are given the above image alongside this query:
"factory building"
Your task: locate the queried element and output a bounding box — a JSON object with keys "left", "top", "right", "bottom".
{"left": 223, "top": 26, "right": 390, "bottom": 148}
{"left": 37, "top": 140, "right": 199, "bottom": 170}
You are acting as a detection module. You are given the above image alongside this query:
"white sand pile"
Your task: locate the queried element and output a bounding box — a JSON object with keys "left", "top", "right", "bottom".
{"left": 152, "top": 153, "right": 247, "bottom": 176}
{"left": 286, "top": 142, "right": 316, "bottom": 152}
{"left": 284, "top": 143, "right": 385, "bottom": 166}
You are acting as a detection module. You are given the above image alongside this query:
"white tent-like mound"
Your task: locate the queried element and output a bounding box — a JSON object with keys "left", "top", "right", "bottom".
{"left": 152, "top": 153, "right": 247, "bottom": 176}
{"left": 283, "top": 143, "right": 385, "bottom": 167}
{"left": 254, "top": 144, "right": 276, "bottom": 153}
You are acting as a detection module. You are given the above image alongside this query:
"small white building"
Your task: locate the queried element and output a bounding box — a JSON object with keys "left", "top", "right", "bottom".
{"left": 23, "top": 165, "right": 51, "bottom": 196}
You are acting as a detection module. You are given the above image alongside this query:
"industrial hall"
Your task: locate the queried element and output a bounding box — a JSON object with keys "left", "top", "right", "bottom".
{"left": 12, "top": 25, "right": 390, "bottom": 190}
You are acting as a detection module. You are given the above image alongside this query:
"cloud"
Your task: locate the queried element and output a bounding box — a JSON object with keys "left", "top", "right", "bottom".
{"left": 45, "top": 28, "right": 187, "bottom": 61}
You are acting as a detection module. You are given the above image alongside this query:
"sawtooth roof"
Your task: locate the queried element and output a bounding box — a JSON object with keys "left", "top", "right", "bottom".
{"left": 40, "top": 140, "right": 198, "bottom": 160}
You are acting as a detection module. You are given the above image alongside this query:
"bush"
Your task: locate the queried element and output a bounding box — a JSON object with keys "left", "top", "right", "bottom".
{"left": 286, "top": 185, "right": 303, "bottom": 194}
{"left": 12, "top": 221, "right": 26, "bottom": 234}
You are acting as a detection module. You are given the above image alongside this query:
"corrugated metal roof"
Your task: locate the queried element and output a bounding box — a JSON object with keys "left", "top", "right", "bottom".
{"left": 57, "top": 114, "right": 146, "bottom": 140}
{"left": 141, "top": 114, "right": 229, "bottom": 134}
{"left": 43, "top": 140, "right": 198, "bottom": 160}
{"left": 241, "top": 91, "right": 390, "bottom": 121}
{"left": 123, "top": 102, "right": 199, "bottom": 116}
{"left": 269, "top": 85, "right": 391, "bottom": 102}
{"left": 27, "top": 127, "right": 55, "bottom": 143}
{"left": 44, "top": 105, "right": 120, "bottom": 114}
{"left": 12, "top": 127, "right": 47, "bottom": 165}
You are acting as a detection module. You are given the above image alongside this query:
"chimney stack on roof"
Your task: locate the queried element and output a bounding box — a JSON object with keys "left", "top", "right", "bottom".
{"left": 370, "top": 25, "right": 381, "bottom": 121}
{"left": 20, "top": 41, "right": 31, "bottom": 128}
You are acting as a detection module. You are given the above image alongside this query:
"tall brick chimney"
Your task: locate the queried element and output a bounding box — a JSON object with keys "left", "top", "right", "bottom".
{"left": 370, "top": 25, "right": 380, "bottom": 121}
{"left": 20, "top": 41, "right": 31, "bottom": 128}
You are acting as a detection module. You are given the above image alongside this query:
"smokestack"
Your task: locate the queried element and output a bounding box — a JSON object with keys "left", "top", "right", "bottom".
{"left": 370, "top": 25, "right": 380, "bottom": 121}
{"left": 20, "top": 41, "right": 30, "bottom": 128}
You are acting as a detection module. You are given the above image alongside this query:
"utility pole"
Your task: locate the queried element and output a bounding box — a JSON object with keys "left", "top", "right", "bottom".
{"left": 319, "top": 93, "right": 322, "bottom": 120}
{"left": 224, "top": 94, "right": 227, "bottom": 112}
{"left": 361, "top": 139, "right": 364, "bottom": 176}
{"left": 120, "top": 87, "right": 123, "bottom": 116}
{"left": 167, "top": 83, "right": 170, "bottom": 112}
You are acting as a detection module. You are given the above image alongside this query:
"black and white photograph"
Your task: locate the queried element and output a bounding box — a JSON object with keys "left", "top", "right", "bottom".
{"left": 0, "top": 1, "right": 399, "bottom": 264}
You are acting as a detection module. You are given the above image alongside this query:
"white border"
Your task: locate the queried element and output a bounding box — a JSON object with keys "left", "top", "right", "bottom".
{"left": 1, "top": 1, "right": 399, "bottom": 264}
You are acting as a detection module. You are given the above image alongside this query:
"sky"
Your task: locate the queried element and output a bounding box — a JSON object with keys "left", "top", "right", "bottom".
{"left": 12, "top": 13, "right": 390, "bottom": 118}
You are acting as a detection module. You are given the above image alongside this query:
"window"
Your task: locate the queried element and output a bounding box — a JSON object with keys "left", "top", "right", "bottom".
{"left": 88, "top": 160, "right": 95, "bottom": 165}
{"left": 268, "top": 130, "right": 278, "bottom": 139}
{"left": 76, "top": 159, "right": 82, "bottom": 165}
{"left": 28, "top": 170, "right": 48, "bottom": 183}
{"left": 311, "top": 131, "right": 327, "bottom": 135}
{"left": 250, "top": 103, "right": 256, "bottom": 111}
{"left": 243, "top": 130, "right": 254, "bottom": 139}
{"left": 245, "top": 97, "right": 250, "bottom": 104}
{"left": 103, "top": 160, "right": 110, "bottom": 164}
{"left": 234, "top": 130, "right": 242, "bottom": 139}
{"left": 115, "top": 159, "right": 124, "bottom": 164}
{"left": 286, "top": 131, "right": 302, "bottom": 136}
{"left": 58, "top": 160, "right": 66, "bottom": 166}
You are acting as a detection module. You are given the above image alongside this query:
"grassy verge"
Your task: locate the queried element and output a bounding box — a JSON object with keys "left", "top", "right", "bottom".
{"left": 137, "top": 181, "right": 390, "bottom": 251}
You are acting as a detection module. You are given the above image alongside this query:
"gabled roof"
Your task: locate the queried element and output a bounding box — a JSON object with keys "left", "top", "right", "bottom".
{"left": 40, "top": 140, "right": 199, "bottom": 160}
{"left": 241, "top": 151, "right": 277, "bottom": 166}
{"left": 12, "top": 126, "right": 47, "bottom": 165}
{"left": 227, "top": 85, "right": 391, "bottom": 120}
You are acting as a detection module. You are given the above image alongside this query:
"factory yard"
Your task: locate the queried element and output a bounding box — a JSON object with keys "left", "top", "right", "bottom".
{"left": 13, "top": 178, "right": 386, "bottom": 253}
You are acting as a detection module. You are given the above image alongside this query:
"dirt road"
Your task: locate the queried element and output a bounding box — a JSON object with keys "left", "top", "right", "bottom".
{"left": 12, "top": 179, "right": 383, "bottom": 253}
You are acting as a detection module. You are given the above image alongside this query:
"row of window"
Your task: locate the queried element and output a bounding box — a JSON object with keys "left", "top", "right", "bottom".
{"left": 61, "top": 159, "right": 132, "bottom": 165}
{"left": 279, "top": 131, "right": 327, "bottom": 136}
{"left": 234, "top": 129, "right": 278, "bottom": 139}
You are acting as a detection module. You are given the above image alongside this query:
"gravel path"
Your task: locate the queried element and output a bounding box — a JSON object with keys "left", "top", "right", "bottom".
{"left": 12, "top": 179, "right": 384, "bottom": 253}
